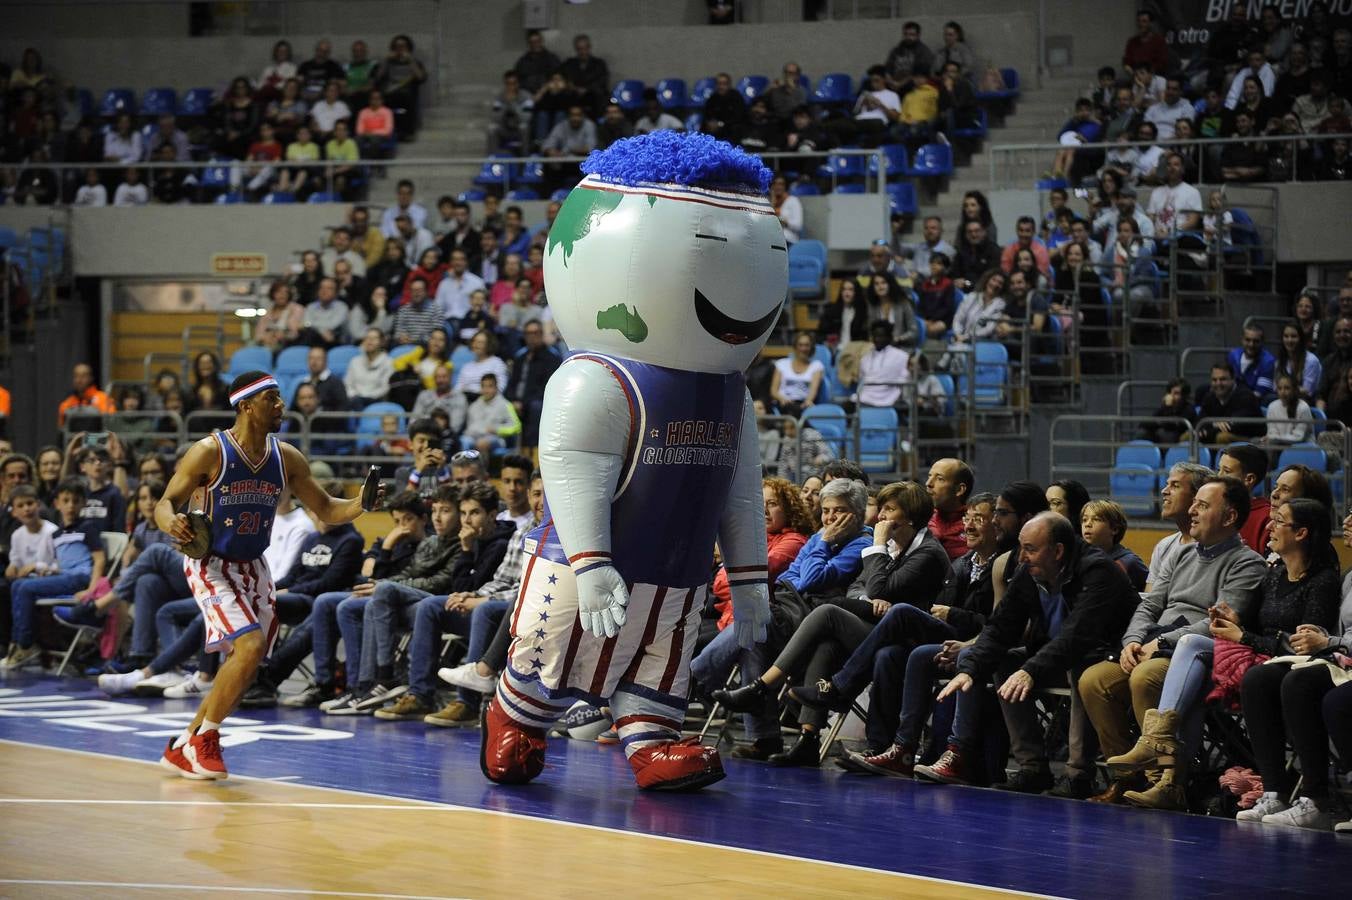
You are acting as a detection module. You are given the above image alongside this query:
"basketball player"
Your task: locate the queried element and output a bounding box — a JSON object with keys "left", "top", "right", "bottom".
{"left": 153, "top": 371, "right": 382, "bottom": 779}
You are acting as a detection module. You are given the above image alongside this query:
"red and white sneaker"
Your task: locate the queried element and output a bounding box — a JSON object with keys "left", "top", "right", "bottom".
{"left": 183, "top": 728, "right": 228, "bottom": 780}
{"left": 159, "top": 738, "right": 211, "bottom": 780}
{"left": 628, "top": 736, "right": 726, "bottom": 791}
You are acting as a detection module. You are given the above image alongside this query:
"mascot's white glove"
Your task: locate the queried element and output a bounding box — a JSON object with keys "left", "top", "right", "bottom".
{"left": 729, "top": 580, "right": 771, "bottom": 650}
{"left": 576, "top": 563, "right": 629, "bottom": 639}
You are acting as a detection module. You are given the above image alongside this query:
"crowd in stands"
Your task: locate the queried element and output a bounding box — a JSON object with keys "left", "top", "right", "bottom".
{"left": 4, "top": 413, "right": 1352, "bottom": 831}
{"left": 1052, "top": 9, "right": 1351, "bottom": 187}
{"left": 0, "top": 36, "right": 426, "bottom": 205}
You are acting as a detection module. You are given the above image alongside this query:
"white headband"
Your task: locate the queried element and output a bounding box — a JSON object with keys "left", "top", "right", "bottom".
{"left": 229, "top": 375, "right": 280, "bottom": 407}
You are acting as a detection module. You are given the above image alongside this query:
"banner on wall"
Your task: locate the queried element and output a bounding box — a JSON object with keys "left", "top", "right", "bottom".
{"left": 1146, "top": 0, "right": 1352, "bottom": 73}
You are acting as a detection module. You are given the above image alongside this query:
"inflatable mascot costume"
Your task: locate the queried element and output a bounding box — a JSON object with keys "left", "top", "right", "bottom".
{"left": 480, "top": 130, "right": 788, "bottom": 790}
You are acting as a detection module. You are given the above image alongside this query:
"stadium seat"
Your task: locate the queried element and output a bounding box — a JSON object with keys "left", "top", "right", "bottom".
{"left": 275, "top": 345, "right": 311, "bottom": 377}
{"left": 735, "top": 75, "right": 770, "bottom": 103}
{"left": 214, "top": 192, "right": 246, "bottom": 204}
{"left": 326, "top": 345, "right": 361, "bottom": 378}
{"left": 887, "top": 182, "right": 918, "bottom": 216}
{"left": 684, "top": 112, "right": 704, "bottom": 133}
{"left": 98, "top": 88, "right": 137, "bottom": 117}
{"left": 813, "top": 343, "right": 845, "bottom": 403}
{"left": 908, "top": 143, "right": 954, "bottom": 178}
{"left": 1111, "top": 440, "right": 1162, "bottom": 516}
{"left": 816, "top": 151, "right": 867, "bottom": 182}
{"left": 793, "top": 239, "right": 828, "bottom": 272}
{"left": 456, "top": 189, "right": 487, "bottom": 203}
{"left": 1161, "top": 444, "right": 1193, "bottom": 476}
{"left": 968, "top": 341, "right": 1008, "bottom": 407}
{"left": 1036, "top": 176, "right": 1069, "bottom": 191}
{"left": 1276, "top": 442, "right": 1326, "bottom": 472}
{"left": 933, "top": 373, "right": 956, "bottom": 416}
{"left": 200, "top": 159, "right": 233, "bottom": 190}
{"left": 262, "top": 192, "right": 296, "bottom": 204}
{"left": 0, "top": 227, "right": 18, "bottom": 250}
{"left": 655, "top": 78, "right": 687, "bottom": 111}
{"left": 1227, "top": 207, "right": 1264, "bottom": 267}
{"left": 867, "top": 144, "right": 909, "bottom": 180}
{"left": 505, "top": 189, "right": 539, "bottom": 201}
{"left": 550, "top": 188, "right": 572, "bottom": 201}
{"left": 228, "top": 346, "right": 272, "bottom": 375}
{"left": 139, "top": 87, "right": 177, "bottom": 118}
{"left": 801, "top": 403, "right": 851, "bottom": 458}
{"left": 975, "top": 68, "right": 1021, "bottom": 102}
{"left": 811, "top": 73, "right": 853, "bottom": 106}
{"left": 307, "top": 192, "right": 341, "bottom": 203}
{"left": 858, "top": 406, "right": 900, "bottom": 473}
{"left": 789, "top": 182, "right": 820, "bottom": 197}
{"left": 517, "top": 161, "right": 545, "bottom": 185}
{"left": 389, "top": 344, "right": 420, "bottom": 362}
{"left": 833, "top": 183, "right": 866, "bottom": 194}
{"left": 178, "top": 87, "right": 214, "bottom": 118}
{"left": 450, "top": 344, "right": 476, "bottom": 374}
{"left": 473, "top": 154, "right": 517, "bottom": 189}
{"left": 357, "top": 401, "right": 406, "bottom": 436}
{"left": 610, "top": 79, "right": 645, "bottom": 113}
{"left": 788, "top": 256, "right": 824, "bottom": 298}
{"left": 689, "top": 77, "right": 716, "bottom": 108}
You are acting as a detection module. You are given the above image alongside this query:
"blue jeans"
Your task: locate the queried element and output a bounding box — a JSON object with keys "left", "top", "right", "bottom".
{"left": 408, "top": 594, "right": 471, "bottom": 703}
{"left": 359, "top": 581, "right": 431, "bottom": 687}
{"left": 465, "top": 599, "right": 508, "bottom": 669}
{"left": 11, "top": 572, "right": 88, "bottom": 646}
{"left": 310, "top": 591, "right": 351, "bottom": 686}
{"left": 337, "top": 594, "right": 370, "bottom": 689}
{"left": 1157, "top": 631, "right": 1214, "bottom": 764}
{"left": 149, "top": 597, "right": 217, "bottom": 676}
{"left": 116, "top": 543, "right": 190, "bottom": 658}
{"left": 691, "top": 626, "right": 779, "bottom": 741}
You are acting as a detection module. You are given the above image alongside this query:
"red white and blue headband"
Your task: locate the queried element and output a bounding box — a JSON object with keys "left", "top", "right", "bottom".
{"left": 230, "top": 375, "right": 280, "bottom": 408}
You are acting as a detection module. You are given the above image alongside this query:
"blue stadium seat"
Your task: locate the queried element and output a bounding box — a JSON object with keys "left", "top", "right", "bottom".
{"left": 867, "top": 144, "right": 909, "bottom": 180}
{"left": 0, "top": 227, "right": 18, "bottom": 250}
{"left": 1228, "top": 207, "right": 1264, "bottom": 266}
{"left": 178, "top": 88, "right": 214, "bottom": 118}
{"left": 801, "top": 403, "right": 851, "bottom": 458}
{"left": 200, "top": 159, "right": 233, "bottom": 190}
{"left": 933, "top": 373, "right": 956, "bottom": 416}
{"left": 951, "top": 107, "right": 989, "bottom": 140}
{"left": 1277, "top": 442, "right": 1327, "bottom": 472}
{"left": 792, "top": 239, "right": 828, "bottom": 272}
{"left": 833, "top": 183, "right": 866, "bottom": 194}
{"left": 357, "top": 401, "right": 406, "bottom": 436}
{"left": 326, "top": 345, "right": 361, "bottom": 378}
{"left": 816, "top": 151, "right": 868, "bottom": 182}
{"left": 1111, "top": 440, "right": 1162, "bottom": 515}
{"left": 473, "top": 154, "right": 518, "bottom": 189}
{"left": 456, "top": 189, "right": 487, "bottom": 203}
{"left": 735, "top": 75, "right": 770, "bottom": 103}
{"left": 213, "top": 192, "right": 246, "bottom": 204}
{"left": 789, "top": 182, "right": 820, "bottom": 196}
{"left": 274, "top": 345, "right": 311, "bottom": 377}
{"left": 262, "top": 192, "right": 296, "bottom": 204}
{"left": 812, "top": 343, "right": 844, "bottom": 403}
{"left": 1161, "top": 443, "right": 1193, "bottom": 476}
{"left": 389, "top": 344, "right": 420, "bottom": 362}
{"left": 975, "top": 68, "right": 1021, "bottom": 102}
{"left": 908, "top": 143, "right": 954, "bottom": 178}
{"left": 655, "top": 78, "right": 687, "bottom": 111}
{"left": 307, "top": 192, "right": 342, "bottom": 203}
{"left": 228, "top": 346, "right": 272, "bottom": 375}
{"left": 968, "top": 341, "right": 1008, "bottom": 407}
{"left": 517, "top": 161, "right": 545, "bottom": 185}
{"left": 811, "top": 73, "right": 853, "bottom": 106}
{"left": 858, "top": 406, "right": 900, "bottom": 472}
{"left": 787, "top": 256, "right": 824, "bottom": 298}
{"left": 99, "top": 88, "right": 137, "bottom": 117}
{"left": 140, "top": 88, "right": 177, "bottom": 118}
{"left": 1036, "top": 176, "right": 1069, "bottom": 191}
{"left": 450, "top": 344, "right": 476, "bottom": 374}
{"left": 610, "top": 79, "right": 645, "bottom": 113}
{"left": 549, "top": 188, "right": 572, "bottom": 201}
{"left": 684, "top": 112, "right": 704, "bottom": 132}
{"left": 505, "top": 188, "right": 539, "bottom": 201}
{"left": 689, "top": 77, "right": 716, "bottom": 108}
{"left": 887, "top": 182, "right": 918, "bottom": 216}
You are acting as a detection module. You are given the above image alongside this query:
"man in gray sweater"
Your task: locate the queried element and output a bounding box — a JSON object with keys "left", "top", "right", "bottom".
{"left": 1078, "top": 474, "right": 1265, "bottom": 802}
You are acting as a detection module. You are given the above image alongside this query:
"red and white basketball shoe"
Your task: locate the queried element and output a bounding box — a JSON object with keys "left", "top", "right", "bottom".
{"left": 183, "top": 728, "right": 229, "bottom": 780}
{"left": 159, "top": 738, "right": 212, "bottom": 780}
{"left": 628, "top": 737, "right": 726, "bottom": 791}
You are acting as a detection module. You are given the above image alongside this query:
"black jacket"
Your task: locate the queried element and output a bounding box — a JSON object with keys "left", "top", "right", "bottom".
{"left": 506, "top": 346, "right": 561, "bottom": 406}
{"left": 951, "top": 237, "right": 1001, "bottom": 283}
{"left": 958, "top": 537, "right": 1137, "bottom": 682}
{"left": 1196, "top": 382, "right": 1263, "bottom": 440}
{"left": 934, "top": 548, "right": 995, "bottom": 640}
{"left": 277, "top": 524, "right": 364, "bottom": 597}
{"left": 449, "top": 519, "right": 516, "bottom": 593}
{"left": 841, "top": 529, "right": 952, "bottom": 619}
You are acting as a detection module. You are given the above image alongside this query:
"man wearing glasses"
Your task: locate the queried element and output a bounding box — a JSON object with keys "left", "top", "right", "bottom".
{"left": 764, "top": 62, "right": 807, "bottom": 123}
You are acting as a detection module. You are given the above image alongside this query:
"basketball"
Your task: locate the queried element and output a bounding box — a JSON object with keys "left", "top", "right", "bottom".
{"left": 558, "top": 701, "right": 612, "bottom": 741}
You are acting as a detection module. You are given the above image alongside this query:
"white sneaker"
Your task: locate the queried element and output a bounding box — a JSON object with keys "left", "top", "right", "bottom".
{"left": 438, "top": 662, "right": 496, "bottom": 694}
{"left": 164, "top": 673, "right": 213, "bottom": 700}
{"left": 320, "top": 690, "right": 356, "bottom": 712}
{"left": 99, "top": 669, "right": 147, "bottom": 695}
{"left": 1236, "top": 792, "right": 1288, "bottom": 822}
{"left": 1335, "top": 820, "right": 1351, "bottom": 834}
{"left": 1263, "top": 796, "right": 1332, "bottom": 830}
{"left": 133, "top": 670, "right": 185, "bottom": 695}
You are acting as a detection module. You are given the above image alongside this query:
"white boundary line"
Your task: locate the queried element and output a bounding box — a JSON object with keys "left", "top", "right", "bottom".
{"left": 0, "top": 880, "right": 458, "bottom": 899}
{"left": 0, "top": 737, "right": 1059, "bottom": 899}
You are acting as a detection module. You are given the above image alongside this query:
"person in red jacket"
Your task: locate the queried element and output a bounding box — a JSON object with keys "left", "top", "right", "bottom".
{"left": 712, "top": 476, "right": 813, "bottom": 630}
{"left": 1217, "top": 443, "right": 1272, "bottom": 554}
{"left": 56, "top": 363, "right": 115, "bottom": 428}
{"left": 925, "top": 457, "right": 973, "bottom": 560}
{"left": 1122, "top": 10, "right": 1170, "bottom": 77}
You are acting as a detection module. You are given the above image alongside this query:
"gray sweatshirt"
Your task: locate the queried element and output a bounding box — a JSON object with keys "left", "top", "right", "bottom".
{"left": 1122, "top": 533, "right": 1266, "bottom": 647}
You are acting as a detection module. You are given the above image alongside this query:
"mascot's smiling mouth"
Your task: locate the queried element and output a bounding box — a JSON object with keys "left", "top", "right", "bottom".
{"left": 694, "top": 287, "right": 782, "bottom": 345}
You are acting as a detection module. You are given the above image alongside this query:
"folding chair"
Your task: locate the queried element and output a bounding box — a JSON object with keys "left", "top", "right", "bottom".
{"left": 38, "top": 532, "right": 130, "bottom": 675}
{"left": 818, "top": 697, "right": 870, "bottom": 763}
{"left": 697, "top": 667, "right": 739, "bottom": 744}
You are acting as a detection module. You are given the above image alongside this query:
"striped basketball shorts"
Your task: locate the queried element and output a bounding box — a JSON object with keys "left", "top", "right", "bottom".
{"left": 182, "top": 555, "right": 279, "bottom": 657}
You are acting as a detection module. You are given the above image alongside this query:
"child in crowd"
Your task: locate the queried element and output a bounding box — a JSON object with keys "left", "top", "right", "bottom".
{"left": 1265, "top": 372, "right": 1313, "bottom": 446}
{"left": 377, "top": 414, "right": 413, "bottom": 458}
{"left": 1079, "top": 499, "right": 1148, "bottom": 591}
{"left": 460, "top": 374, "right": 521, "bottom": 454}
{"left": 124, "top": 478, "right": 172, "bottom": 566}
{"left": 4, "top": 485, "right": 58, "bottom": 581}
{"left": 2, "top": 479, "right": 106, "bottom": 670}
{"left": 1203, "top": 188, "right": 1233, "bottom": 251}
{"left": 458, "top": 289, "right": 496, "bottom": 344}
{"left": 1041, "top": 187, "right": 1070, "bottom": 241}
{"left": 916, "top": 252, "right": 956, "bottom": 341}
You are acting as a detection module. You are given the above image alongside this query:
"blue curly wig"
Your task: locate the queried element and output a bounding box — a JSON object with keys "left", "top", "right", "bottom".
{"left": 580, "top": 130, "right": 771, "bottom": 194}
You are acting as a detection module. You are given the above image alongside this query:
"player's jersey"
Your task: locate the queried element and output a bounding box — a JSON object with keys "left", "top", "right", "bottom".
{"left": 528, "top": 352, "right": 746, "bottom": 587}
{"left": 205, "top": 430, "right": 286, "bottom": 561}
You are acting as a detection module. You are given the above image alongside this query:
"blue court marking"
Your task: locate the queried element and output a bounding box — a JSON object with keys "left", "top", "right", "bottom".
{"left": 0, "top": 673, "right": 1344, "bottom": 898}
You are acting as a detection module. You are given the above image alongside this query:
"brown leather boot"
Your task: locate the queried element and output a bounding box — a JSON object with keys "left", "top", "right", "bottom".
{"left": 1105, "top": 708, "right": 1178, "bottom": 775}
{"left": 1089, "top": 772, "right": 1147, "bottom": 804}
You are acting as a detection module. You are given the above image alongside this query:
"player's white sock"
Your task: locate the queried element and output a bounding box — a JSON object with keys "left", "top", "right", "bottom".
{"left": 201, "top": 719, "right": 221, "bottom": 733}
{"left": 172, "top": 727, "right": 193, "bottom": 749}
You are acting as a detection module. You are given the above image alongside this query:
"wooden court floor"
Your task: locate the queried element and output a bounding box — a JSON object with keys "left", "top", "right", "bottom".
{"left": 0, "top": 742, "right": 1031, "bottom": 899}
